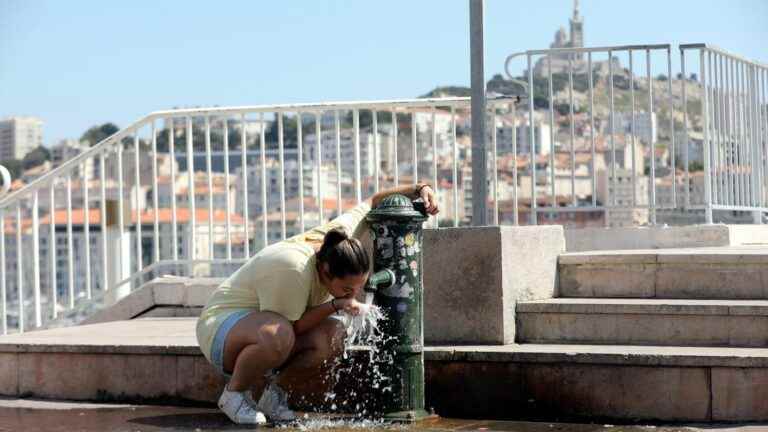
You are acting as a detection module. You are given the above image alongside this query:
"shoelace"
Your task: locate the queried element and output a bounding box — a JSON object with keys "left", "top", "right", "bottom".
{"left": 267, "top": 384, "right": 292, "bottom": 415}
{"left": 237, "top": 398, "right": 261, "bottom": 418}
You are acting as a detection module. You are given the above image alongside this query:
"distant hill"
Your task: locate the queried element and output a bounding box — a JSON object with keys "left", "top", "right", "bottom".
{"left": 420, "top": 86, "right": 471, "bottom": 98}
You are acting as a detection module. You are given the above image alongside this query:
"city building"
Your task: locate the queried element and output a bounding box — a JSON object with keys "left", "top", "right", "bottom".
{"left": 496, "top": 120, "right": 553, "bottom": 156}
{"left": 612, "top": 112, "right": 658, "bottom": 144}
{"left": 51, "top": 139, "right": 97, "bottom": 180}
{"left": 4, "top": 205, "right": 250, "bottom": 312}
{"left": 0, "top": 117, "right": 43, "bottom": 161}
{"left": 597, "top": 168, "right": 649, "bottom": 227}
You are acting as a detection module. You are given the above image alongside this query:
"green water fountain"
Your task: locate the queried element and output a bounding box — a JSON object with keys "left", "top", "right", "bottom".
{"left": 364, "top": 194, "right": 431, "bottom": 422}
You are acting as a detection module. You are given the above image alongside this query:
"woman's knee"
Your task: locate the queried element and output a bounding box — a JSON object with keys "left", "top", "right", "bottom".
{"left": 258, "top": 315, "right": 296, "bottom": 362}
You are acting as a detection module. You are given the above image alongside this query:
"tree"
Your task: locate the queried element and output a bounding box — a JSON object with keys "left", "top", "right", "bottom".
{"left": 81, "top": 123, "right": 119, "bottom": 147}
{"left": 0, "top": 159, "right": 22, "bottom": 180}
{"left": 657, "top": 74, "right": 668, "bottom": 81}
{"left": 265, "top": 114, "right": 298, "bottom": 148}
{"left": 22, "top": 146, "right": 51, "bottom": 169}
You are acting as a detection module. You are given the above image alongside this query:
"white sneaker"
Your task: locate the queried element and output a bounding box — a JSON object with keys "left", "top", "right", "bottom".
{"left": 258, "top": 382, "right": 296, "bottom": 422}
{"left": 218, "top": 385, "right": 268, "bottom": 425}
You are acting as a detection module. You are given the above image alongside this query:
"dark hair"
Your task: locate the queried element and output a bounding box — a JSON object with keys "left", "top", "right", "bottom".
{"left": 316, "top": 228, "right": 370, "bottom": 279}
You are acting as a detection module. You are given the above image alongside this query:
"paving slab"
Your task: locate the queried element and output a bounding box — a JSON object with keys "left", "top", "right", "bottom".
{"left": 1, "top": 399, "right": 765, "bottom": 432}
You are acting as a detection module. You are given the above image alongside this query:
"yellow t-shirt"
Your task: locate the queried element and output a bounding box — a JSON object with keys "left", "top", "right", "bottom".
{"left": 195, "top": 201, "right": 372, "bottom": 360}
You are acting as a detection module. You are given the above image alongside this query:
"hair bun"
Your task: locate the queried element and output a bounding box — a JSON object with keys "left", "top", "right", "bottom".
{"left": 316, "top": 227, "right": 369, "bottom": 279}
{"left": 322, "top": 228, "right": 348, "bottom": 249}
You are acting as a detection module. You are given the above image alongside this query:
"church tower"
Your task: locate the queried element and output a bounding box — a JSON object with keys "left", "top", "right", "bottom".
{"left": 569, "top": 0, "right": 584, "bottom": 60}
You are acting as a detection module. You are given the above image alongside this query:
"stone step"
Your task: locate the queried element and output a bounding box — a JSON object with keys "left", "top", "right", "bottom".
{"left": 1, "top": 318, "right": 767, "bottom": 421}
{"left": 516, "top": 298, "right": 768, "bottom": 347}
{"left": 558, "top": 247, "right": 768, "bottom": 299}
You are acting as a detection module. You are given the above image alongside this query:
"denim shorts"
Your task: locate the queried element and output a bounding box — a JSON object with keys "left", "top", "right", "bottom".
{"left": 210, "top": 309, "right": 253, "bottom": 378}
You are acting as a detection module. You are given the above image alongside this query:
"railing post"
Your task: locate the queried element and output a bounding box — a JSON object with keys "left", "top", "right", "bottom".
{"left": 749, "top": 64, "right": 763, "bottom": 224}
{"left": 701, "top": 49, "right": 714, "bottom": 224}
{"left": 104, "top": 199, "right": 131, "bottom": 306}
{"left": 469, "top": 0, "right": 488, "bottom": 226}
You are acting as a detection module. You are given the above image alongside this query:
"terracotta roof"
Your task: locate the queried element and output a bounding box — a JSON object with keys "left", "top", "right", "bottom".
{"left": 38, "top": 207, "right": 246, "bottom": 226}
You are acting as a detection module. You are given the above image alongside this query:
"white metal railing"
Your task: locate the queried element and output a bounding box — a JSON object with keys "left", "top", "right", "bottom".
{"left": 0, "top": 96, "right": 519, "bottom": 334}
{"left": 505, "top": 43, "right": 767, "bottom": 226}
{"left": 506, "top": 43, "right": 679, "bottom": 225}
{"left": 0, "top": 42, "right": 765, "bottom": 334}
{"left": 679, "top": 44, "right": 768, "bottom": 223}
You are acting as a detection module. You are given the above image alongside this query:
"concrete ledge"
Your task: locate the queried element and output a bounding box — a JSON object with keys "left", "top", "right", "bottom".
{"left": 561, "top": 247, "right": 768, "bottom": 265}
{"left": 559, "top": 248, "right": 768, "bottom": 299}
{"left": 517, "top": 298, "right": 768, "bottom": 316}
{"left": 5, "top": 318, "right": 768, "bottom": 367}
{"left": 565, "top": 224, "right": 768, "bottom": 252}
{"left": 517, "top": 301, "right": 768, "bottom": 347}
{"left": 0, "top": 318, "right": 201, "bottom": 355}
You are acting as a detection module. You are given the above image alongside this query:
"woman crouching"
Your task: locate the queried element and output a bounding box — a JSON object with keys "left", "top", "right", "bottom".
{"left": 195, "top": 183, "right": 438, "bottom": 424}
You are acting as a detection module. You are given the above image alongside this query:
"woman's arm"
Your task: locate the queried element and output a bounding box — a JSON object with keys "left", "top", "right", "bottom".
{"left": 292, "top": 298, "right": 362, "bottom": 335}
{"left": 367, "top": 183, "right": 439, "bottom": 215}
{"left": 293, "top": 301, "right": 336, "bottom": 336}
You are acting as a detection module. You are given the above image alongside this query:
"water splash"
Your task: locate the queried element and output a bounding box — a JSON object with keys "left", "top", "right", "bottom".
{"left": 290, "top": 299, "right": 398, "bottom": 427}
{"left": 279, "top": 413, "right": 397, "bottom": 431}
{"left": 343, "top": 303, "right": 387, "bottom": 347}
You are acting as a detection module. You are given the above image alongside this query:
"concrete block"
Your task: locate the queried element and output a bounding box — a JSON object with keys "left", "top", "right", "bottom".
{"left": 152, "top": 280, "right": 187, "bottom": 306}
{"left": 523, "top": 364, "right": 711, "bottom": 421}
{"left": 560, "top": 250, "right": 768, "bottom": 299}
{"left": 517, "top": 309, "right": 768, "bottom": 347}
{"left": 186, "top": 279, "right": 220, "bottom": 306}
{"left": 424, "top": 225, "right": 564, "bottom": 344}
{"left": 565, "top": 225, "right": 768, "bottom": 252}
{"left": 424, "top": 227, "right": 504, "bottom": 344}
{"left": 82, "top": 284, "right": 155, "bottom": 325}
{"left": 564, "top": 225, "right": 732, "bottom": 252}
{"left": 425, "top": 361, "right": 525, "bottom": 419}
{"left": 558, "top": 264, "right": 656, "bottom": 298}
{"left": 0, "top": 353, "right": 18, "bottom": 395}
{"left": 712, "top": 367, "right": 768, "bottom": 421}
{"left": 137, "top": 307, "right": 203, "bottom": 318}
{"left": 176, "top": 355, "right": 224, "bottom": 403}
{"left": 656, "top": 264, "right": 768, "bottom": 299}
{"left": 728, "top": 224, "right": 768, "bottom": 246}
{"left": 152, "top": 277, "right": 221, "bottom": 307}
{"left": 18, "top": 353, "right": 177, "bottom": 401}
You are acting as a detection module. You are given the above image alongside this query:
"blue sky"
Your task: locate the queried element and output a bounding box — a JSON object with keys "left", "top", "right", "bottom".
{"left": 1, "top": 0, "right": 766, "bottom": 146}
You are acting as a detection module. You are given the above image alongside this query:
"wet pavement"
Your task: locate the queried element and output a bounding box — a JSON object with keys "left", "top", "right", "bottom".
{"left": 0, "top": 399, "right": 766, "bottom": 432}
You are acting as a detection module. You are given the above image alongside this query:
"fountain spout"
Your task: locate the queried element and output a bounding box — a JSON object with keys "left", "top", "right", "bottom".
{"left": 365, "top": 269, "right": 395, "bottom": 294}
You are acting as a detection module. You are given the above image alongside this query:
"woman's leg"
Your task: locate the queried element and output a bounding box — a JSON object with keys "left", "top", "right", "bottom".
{"left": 222, "top": 311, "right": 296, "bottom": 392}
{"left": 276, "top": 317, "right": 346, "bottom": 387}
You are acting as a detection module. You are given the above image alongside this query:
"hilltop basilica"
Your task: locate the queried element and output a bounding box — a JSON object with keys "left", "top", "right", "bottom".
{"left": 532, "top": 0, "right": 619, "bottom": 77}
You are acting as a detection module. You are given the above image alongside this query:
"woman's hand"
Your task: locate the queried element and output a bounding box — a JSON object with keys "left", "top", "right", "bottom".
{"left": 419, "top": 185, "right": 439, "bottom": 215}
{"left": 335, "top": 298, "right": 364, "bottom": 316}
